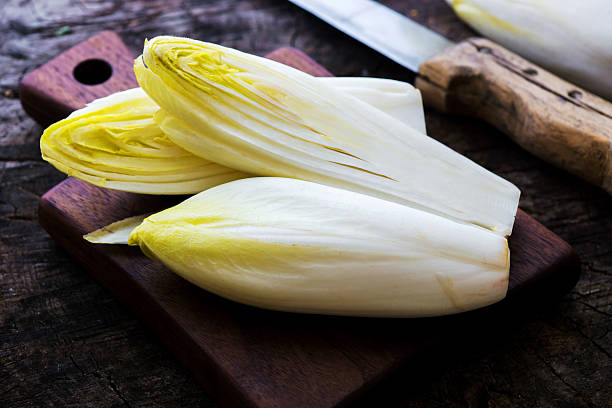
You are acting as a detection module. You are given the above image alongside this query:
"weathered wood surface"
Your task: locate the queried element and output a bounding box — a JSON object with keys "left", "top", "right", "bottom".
{"left": 0, "top": 1, "right": 609, "bottom": 407}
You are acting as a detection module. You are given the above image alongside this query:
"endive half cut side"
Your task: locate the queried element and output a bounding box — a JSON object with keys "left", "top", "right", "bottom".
{"left": 40, "top": 78, "right": 425, "bottom": 194}
{"left": 86, "top": 177, "right": 510, "bottom": 318}
{"left": 40, "top": 88, "right": 249, "bottom": 194}
{"left": 136, "top": 36, "right": 520, "bottom": 236}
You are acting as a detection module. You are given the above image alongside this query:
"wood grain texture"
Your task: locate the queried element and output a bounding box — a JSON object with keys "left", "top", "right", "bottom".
{"left": 28, "top": 32, "right": 579, "bottom": 408}
{"left": 2, "top": 1, "right": 610, "bottom": 408}
{"left": 416, "top": 37, "right": 612, "bottom": 193}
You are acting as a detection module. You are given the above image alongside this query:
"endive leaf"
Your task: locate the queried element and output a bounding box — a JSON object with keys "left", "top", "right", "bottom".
{"left": 85, "top": 214, "right": 148, "bottom": 244}
{"left": 136, "top": 36, "right": 520, "bottom": 236}
{"left": 113, "top": 177, "right": 509, "bottom": 317}
{"left": 319, "top": 77, "right": 426, "bottom": 133}
{"left": 41, "top": 78, "right": 425, "bottom": 194}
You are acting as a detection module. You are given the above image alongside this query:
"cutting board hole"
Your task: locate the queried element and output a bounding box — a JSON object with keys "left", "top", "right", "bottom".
{"left": 73, "top": 59, "right": 112, "bottom": 85}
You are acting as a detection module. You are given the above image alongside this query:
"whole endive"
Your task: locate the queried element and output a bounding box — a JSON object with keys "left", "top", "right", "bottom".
{"left": 86, "top": 177, "right": 510, "bottom": 318}
{"left": 136, "top": 36, "right": 520, "bottom": 236}
{"left": 41, "top": 78, "right": 425, "bottom": 194}
{"left": 447, "top": 0, "right": 612, "bottom": 101}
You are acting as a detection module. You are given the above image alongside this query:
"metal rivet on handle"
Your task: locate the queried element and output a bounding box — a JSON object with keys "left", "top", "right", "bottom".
{"left": 568, "top": 90, "right": 583, "bottom": 99}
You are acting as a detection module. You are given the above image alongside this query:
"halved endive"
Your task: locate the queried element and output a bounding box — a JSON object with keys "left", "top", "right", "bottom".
{"left": 136, "top": 36, "right": 520, "bottom": 236}
{"left": 40, "top": 88, "right": 248, "bottom": 194}
{"left": 41, "top": 78, "right": 425, "bottom": 194}
{"left": 86, "top": 177, "right": 510, "bottom": 318}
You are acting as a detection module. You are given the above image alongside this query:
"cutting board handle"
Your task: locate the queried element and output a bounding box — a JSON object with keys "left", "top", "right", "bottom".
{"left": 19, "top": 31, "right": 139, "bottom": 127}
{"left": 416, "top": 37, "right": 612, "bottom": 194}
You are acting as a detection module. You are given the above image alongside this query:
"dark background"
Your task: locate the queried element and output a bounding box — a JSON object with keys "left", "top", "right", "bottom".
{"left": 1, "top": 0, "right": 610, "bottom": 406}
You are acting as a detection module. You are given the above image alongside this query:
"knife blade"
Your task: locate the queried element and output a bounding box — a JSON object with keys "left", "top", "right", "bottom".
{"left": 288, "top": 0, "right": 612, "bottom": 195}
{"left": 287, "top": 0, "right": 453, "bottom": 72}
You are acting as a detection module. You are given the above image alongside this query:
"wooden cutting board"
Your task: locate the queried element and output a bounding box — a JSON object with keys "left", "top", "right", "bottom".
{"left": 21, "top": 31, "right": 580, "bottom": 408}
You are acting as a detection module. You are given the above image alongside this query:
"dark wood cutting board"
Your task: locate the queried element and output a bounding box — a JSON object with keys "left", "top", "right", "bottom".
{"left": 21, "top": 31, "right": 580, "bottom": 408}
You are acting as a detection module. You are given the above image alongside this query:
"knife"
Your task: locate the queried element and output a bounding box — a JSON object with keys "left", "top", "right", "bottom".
{"left": 289, "top": 0, "right": 612, "bottom": 194}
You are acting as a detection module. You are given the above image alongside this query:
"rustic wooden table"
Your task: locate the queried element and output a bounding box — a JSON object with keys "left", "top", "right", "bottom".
{"left": 1, "top": 1, "right": 610, "bottom": 407}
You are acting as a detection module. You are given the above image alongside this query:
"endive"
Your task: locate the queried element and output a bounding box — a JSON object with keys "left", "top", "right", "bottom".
{"left": 40, "top": 78, "right": 425, "bottom": 194}
{"left": 40, "top": 88, "right": 248, "bottom": 194}
{"left": 86, "top": 177, "right": 510, "bottom": 318}
{"left": 136, "top": 36, "right": 520, "bottom": 236}
{"left": 447, "top": 0, "right": 612, "bottom": 101}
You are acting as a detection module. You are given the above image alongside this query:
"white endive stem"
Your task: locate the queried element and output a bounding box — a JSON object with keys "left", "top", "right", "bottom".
{"left": 86, "top": 177, "right": 510, "bottom": 318}
{"left": 136, "top": 36, "right": 520, "bottom": 236}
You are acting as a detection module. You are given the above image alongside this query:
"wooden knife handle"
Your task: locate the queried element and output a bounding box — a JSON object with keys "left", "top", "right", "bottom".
{"left": 416, "top": 37, "right": 612, "bottom": 193}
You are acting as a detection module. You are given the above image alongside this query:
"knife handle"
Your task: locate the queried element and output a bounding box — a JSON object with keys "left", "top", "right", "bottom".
{"left": 416, "top": 37, "right": 612, "bottom": 193}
